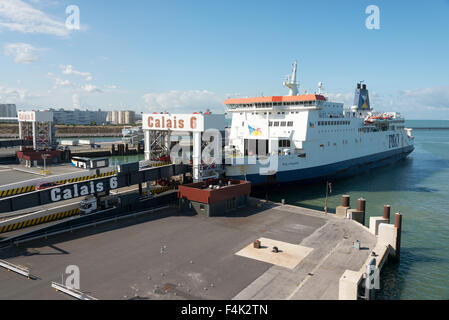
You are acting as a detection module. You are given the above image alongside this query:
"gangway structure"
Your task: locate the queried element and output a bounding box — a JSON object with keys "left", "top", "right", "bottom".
{"left": 142, "top": 113, "right": 225, "bottom": 182}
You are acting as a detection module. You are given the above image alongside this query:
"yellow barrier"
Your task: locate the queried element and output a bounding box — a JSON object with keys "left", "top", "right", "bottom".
{"left": 0, "top": 171, "right": 116, "bottom": 198}
{"left": 0, "top": 185, "right": 35, "bottom": 198}
{"left": 0, "top": 208, "right": 80, "bottom": 234}
{"left": 141, "top": 185, "right": 174, "bottom": 196}
{"left": 54, "top": 171, "right": 116, "bottom": 185}
{"left": 150, "top": 186, "right": 174, "bottom": 195}
{"left": 151, "top": 162, "right": 172, "bottom": 167}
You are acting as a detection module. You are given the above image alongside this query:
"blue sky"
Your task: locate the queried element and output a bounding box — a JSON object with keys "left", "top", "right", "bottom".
{"left": 1, "top": 0, "right": 449, "bottom": 119}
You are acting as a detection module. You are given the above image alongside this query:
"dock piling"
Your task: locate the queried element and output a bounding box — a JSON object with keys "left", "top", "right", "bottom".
{"left": 394, "top": 213, "right": 402, "bottom": 261}
{"left": 383, "top": 205, "right": 391, "bottom": 221}
{"left": 357, "top": 198, "right": 366, "bottom": 213}
{"left": 341, "top": 195, "right": 350, "bottom": 207}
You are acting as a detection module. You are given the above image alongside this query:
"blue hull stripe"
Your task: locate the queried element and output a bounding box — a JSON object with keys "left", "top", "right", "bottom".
{"left": 227, "top": 146, "right": 415, "bottom": 185}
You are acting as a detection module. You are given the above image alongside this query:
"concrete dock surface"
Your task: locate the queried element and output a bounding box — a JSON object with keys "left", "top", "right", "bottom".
{"left": 0, "top": 163, "right": 87, "bottom": 186}
{"left": 0, "top": 198, "right": 376, "bottom": 300}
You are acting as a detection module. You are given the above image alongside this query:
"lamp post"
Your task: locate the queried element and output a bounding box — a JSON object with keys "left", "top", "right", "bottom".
{"left": 41, "top": 154, "right": 50, "bottom": 176}
{"left": 324, "top": 181, "right": 332, "bottom": 214}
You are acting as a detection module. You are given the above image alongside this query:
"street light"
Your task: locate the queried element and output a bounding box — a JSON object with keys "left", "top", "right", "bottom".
{"left": 41, "top": 154, "right": 50, "bottom": 176}
{"left": 324, "top": 181, "right": 332, "bottom": 214}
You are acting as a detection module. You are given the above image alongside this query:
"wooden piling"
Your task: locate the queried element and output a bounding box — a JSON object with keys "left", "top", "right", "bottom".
{"left": 383, "top": 205, "right": 391, "bottom": 221}
{"left": 341, "top": 195, "right": 350, "bottom": 207}
{"left": 394, "top": 213, "right": 402, "bottom": 261}
{"left": 357, "top": 198, "right": 366, "bottom": 212}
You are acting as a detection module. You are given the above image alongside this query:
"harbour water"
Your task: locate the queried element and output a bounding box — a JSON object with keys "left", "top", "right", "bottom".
{"left": 253, "top": 120, "right": 449, "bottom": 299}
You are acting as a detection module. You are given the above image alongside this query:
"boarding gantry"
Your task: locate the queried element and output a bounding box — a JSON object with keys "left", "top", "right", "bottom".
{"left": 142, "top": 112, "right": 225, "bottom": 182}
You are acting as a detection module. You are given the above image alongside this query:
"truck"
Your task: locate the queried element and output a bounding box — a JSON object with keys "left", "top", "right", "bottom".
{"left": 79, "top": 192, "right": 141, "bottom": 215}
{"left": 79, "top": 195, "right": 120, "bottom": 215}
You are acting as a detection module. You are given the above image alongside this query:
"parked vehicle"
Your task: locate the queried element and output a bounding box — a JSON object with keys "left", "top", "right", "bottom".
{"left": 36, "top": 182, "right": 61, "bottom": 190}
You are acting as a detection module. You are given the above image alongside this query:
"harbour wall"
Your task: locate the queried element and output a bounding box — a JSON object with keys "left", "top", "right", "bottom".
{"left": 336, "top": 196, "right": 402, "bottom": 300}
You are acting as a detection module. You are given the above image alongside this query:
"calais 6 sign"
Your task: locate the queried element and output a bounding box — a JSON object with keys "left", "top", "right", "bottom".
{"left": 50, "top": 177, "right": 118, "bottom": 202}
{"left": 142, "top": 114, "right": 204, "bottom": 132}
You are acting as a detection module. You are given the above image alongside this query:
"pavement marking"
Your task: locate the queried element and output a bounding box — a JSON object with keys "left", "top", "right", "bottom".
{"left": 286, "top": 238, "right": 345, "bottom": 300}
{"left": 235, "top": 238, "right": 313, "bottom": 270}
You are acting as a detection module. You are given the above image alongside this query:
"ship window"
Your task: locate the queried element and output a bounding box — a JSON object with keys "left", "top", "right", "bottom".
{"left": 281, "top": 121, "right": 286, "bottom": 126}
{"left": 244, "top": 139, "right": 268, "bottom": 156}
{"left": 279, "top": 140, "right": 291, "bottom": 148}
{"left": 287, "top": 121, "right": 293, "bottom": 126}
{"left": 274, "top": 122, "right": 279, "bottom": 127}
{"left": 269, "top": 121, "right": 273, "bottom": 127}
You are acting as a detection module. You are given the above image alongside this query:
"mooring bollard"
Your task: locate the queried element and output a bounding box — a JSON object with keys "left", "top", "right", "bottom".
{"left": 336, "top": 195, "right": 351, "bottom": 218}
{"left": 357, "top": 198, "right": 366, "bottom": 213}
{"left": 341, "top": 195, "right": 350, "bottom": 207}
{"left": 383, "top": 205, "right": 391, "bottom": 221}
{"left": 394, "top": 213, "right": 402, "bottom": 261}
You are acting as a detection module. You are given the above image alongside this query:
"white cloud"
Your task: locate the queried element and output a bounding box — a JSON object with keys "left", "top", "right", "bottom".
{"left": 398, "top": 87, "right": 449, "bottom": 109}
{"left": 0, "top": 85, "right": 28, "bottom": 103}
{"left": 4, "top": 42, "right": 39, "bottom": 64}
{"left": 327, "top": 86, "right": 449, "bottom": 119}
{"left": 72, "top": 93, "right": 79, "bottom": 107}
{"left": 54, "top": 77, "right": 71, "bottom": 87}
{"left": 60, "top": 64, "right": 93, "bottom": 81}
{"left": 0, "top": 0, "right": 69, "bottom": 37}
{"left": 142, "top": 90, "right": 225, "bottom": 113}
{"left": 82, "top": 84, "right": 102, "bottom": 93}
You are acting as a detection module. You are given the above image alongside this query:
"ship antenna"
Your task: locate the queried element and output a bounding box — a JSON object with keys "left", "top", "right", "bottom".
{"left": 283, "top": 60, "right": 299, "bottom": 96}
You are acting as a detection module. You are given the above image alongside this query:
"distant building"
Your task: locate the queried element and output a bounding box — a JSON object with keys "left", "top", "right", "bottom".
{"left": 0, "top": 104, "right": 17, "bottom": 121}
{"left": 106, "top": 110, "right": 136, "bottom": 125}
{"left": 49, "top": 108, "right": 108, "bottom": 125}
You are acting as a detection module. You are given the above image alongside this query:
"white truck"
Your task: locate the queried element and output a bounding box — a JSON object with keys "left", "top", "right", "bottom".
{"left": 79, "top": 195, "right": 120, "bottom": 215}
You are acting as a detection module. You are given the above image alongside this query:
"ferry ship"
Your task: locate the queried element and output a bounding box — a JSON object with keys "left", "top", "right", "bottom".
{"left": 224, "top": 62, "right": 415, "bottom": 185}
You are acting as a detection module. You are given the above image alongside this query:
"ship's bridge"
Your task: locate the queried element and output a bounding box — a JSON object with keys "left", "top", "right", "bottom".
{"left": 225, "top": 94, "right": 327, "bottom": 111}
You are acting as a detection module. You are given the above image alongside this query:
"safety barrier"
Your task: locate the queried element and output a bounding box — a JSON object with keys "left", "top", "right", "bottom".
{"left": 52, "top": 282, "right": 98, "bottom": 300}
{"left": 0, "top": 259, "right": 34, "bottom": 279}
{"left": 0, "top": 185, "right": 35, "bottom": 198}
{"left": 0, "top": 207, "right": 80, "bottom": 234}
{"left": 140, "top": 185, "right": 174, "bottom": 196}
{"left": 152, "top": 162, "right": 172, "bottom": 168}
{"left": 54, "top": 171, "right": 115, "bottom": 185}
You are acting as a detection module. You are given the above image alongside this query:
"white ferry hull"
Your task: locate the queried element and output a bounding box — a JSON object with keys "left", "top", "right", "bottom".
{"left": 225, "top": 145, "right": 414, "bottom": 185}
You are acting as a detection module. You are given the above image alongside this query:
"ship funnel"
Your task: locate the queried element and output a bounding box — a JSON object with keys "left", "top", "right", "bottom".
{"left": 353, "top": 83, "right": 371, "bottom": 111}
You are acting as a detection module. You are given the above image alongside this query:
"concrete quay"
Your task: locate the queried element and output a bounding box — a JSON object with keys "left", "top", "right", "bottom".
{"left": 0, "top": 196, "right": 401, "bottom": 300}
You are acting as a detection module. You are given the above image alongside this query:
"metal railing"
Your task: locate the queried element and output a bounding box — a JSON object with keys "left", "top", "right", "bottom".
{"left": 51, "top": 282, "right": 98, "bottom": 300}
{"left": 0, "top": 259, "right": 34, "bottom": 279}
